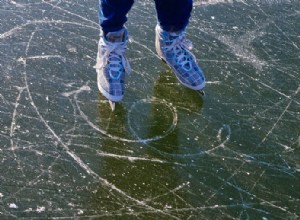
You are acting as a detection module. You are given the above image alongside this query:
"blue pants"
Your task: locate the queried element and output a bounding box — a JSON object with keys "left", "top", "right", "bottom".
{"left": 99, "top": 0, "right": 193, "bottom": 33}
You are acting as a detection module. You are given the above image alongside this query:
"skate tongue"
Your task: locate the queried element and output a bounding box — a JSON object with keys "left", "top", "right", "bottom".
{"left": 105, "top": 29, "right": 125, "bottom": 43}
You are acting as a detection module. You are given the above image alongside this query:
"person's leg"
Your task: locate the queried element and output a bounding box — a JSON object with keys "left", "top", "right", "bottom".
{"left": 154, "top": 0, "right": 192, "bottom": 32}
{"left": 96, "top": 0, "right": 134, "bottom": 110}
{"left": 99, "top": 0, "right": 134, "bottom": 33}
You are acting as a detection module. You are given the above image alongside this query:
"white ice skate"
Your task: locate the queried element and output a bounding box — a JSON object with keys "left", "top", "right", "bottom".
{"left": 95, "top": 28, "right": 131, "bottom": 111}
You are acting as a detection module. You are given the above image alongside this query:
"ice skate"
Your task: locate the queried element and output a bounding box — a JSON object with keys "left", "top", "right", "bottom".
{"left": 155, "top": 25, "right": 206, "bottom": 94}
{"left": 95, "top": 28, "right": 130, "bottom": 111}
{"left": 198, "top": 90, "right": 205, "bottom": 96}
{"left": 109, "top": 100, "right": 115, "bottom": 111}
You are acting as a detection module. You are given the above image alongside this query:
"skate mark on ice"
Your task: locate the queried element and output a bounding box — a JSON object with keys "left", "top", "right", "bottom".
{"left": 75, "top": 90, "right": 178, "bottom": 143}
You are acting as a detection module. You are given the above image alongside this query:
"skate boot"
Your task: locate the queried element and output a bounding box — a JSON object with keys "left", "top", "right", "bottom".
{"left": 155, "top": 25, "right": 206, "bottom": 95}
{"left": 95, "top": 28, "right": 131, "bottom": 110}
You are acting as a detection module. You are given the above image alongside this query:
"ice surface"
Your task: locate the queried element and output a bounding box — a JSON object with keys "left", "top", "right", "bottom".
{"left": 0, "top": 0, "right": 299, "bottom": 219}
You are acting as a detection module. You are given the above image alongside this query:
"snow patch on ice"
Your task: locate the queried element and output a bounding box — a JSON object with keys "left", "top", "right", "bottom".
{"left": 9, "top": 203, "right": 18, "bottom": 209}
{"left": 36, "top": 206, "right": 45, "bottom": 213}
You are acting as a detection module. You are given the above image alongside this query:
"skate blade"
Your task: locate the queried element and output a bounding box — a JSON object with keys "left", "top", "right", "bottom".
{"left": 198, "top": 90, "right": 205, "bottom": 96}
{"left": 109, "top": 101, "right": 115, "bottom": 111}
{"left": 160, "top": 58, "right": 167, "bottom": 64}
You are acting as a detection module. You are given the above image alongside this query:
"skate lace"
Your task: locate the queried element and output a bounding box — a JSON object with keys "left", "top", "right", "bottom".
{"left": 163, "top": 33, "right": 194, "bottom": 72}
{"left": 95, "top": 41, "right": 131, "bottom": 80}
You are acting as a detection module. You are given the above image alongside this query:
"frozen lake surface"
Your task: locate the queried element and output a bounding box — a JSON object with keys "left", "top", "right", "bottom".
{"left": 0, "top": 0, "right": 299, "bottom": 219}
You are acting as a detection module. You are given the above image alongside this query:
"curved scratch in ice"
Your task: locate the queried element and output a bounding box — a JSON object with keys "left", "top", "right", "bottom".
{"left": 21, "top": 30, "right": 179, "bottom": 219}
{"left": 127, "top": 97, "right": 178, "bottom": 144}
{"left": 74, "top": 91, "right": 178, "bottom": 143}
{"left": 206, "top": 124, "right": 231, "bottom": 154}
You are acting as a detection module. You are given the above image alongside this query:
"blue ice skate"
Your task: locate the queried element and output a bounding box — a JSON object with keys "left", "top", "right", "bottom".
{"left": 155, "top": 25, "right": 206, "bottom": 94}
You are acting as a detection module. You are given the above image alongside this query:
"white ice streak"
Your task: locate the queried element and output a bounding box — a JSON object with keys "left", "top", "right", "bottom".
{"left": 0, "top": 20, "right": 98, "bottom": 40}
{"left": 62, "top": 84, "right": 91, "bottom": 97}
{"left": 96, "top": 151, "right": 169, "bottom": 164}
{"left": 24, "top": 55, "right": 66, "bottom": 63}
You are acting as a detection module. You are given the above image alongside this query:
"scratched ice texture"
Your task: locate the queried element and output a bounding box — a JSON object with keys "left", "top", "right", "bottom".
{"left": 0, "top": 0, "right": 299, "bottom": 219}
